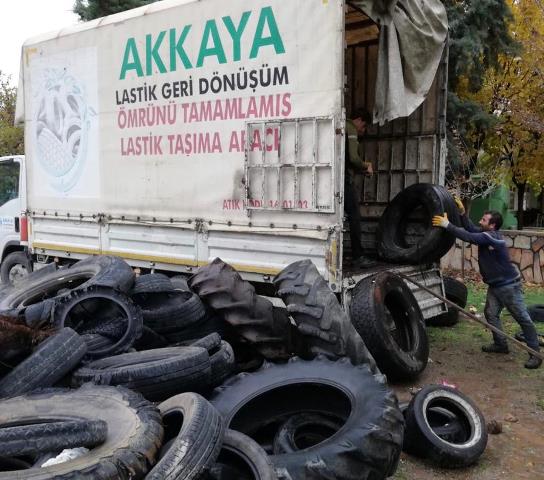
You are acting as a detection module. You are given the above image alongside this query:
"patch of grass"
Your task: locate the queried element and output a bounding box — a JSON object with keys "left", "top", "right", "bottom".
{"left": 537, "top": 398, "right": 544, "bottom": 411}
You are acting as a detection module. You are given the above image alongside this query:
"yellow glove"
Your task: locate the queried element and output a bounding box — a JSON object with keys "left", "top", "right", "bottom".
{"left": 454, "top": 196, "right": 465, "bottom": 215}
{"left": 432, "top": 212, "right": 449, "bottom": 228}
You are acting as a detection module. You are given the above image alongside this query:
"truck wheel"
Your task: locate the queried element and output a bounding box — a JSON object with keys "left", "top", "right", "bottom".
{"left": 274, "top": 259, "right": 377, "bottom": 369}
{"left": 0, "top": 252, "right": 32, "bottom": 286}
{"left": 210, "top": 356, "right": 404, "bottom": 480}
{"left": 0, "top": 328, "right": 87, "bottom": 399}
{"left": 0, "top": 385, "right": 163, "bottom": 479}
{"left": 147, "top": 392, "right": 224, "bottom": 480}
{"left": 403, "top": 385, "right": 487, "bottom": 468}
{"left": 350, "top": 273, "right": 429, "bottom": 381}
{"left": 71, "top": 346, "right": 211, "bottom": 401}
{"left": 377, "top": 184, "right": 459, "bottom": 264}
{"left": 427, "top": 277, "right": 468, "bottom": 327}
{"left": 189, "top": 258, "right": 295, "bottom": 360}
{"left": 209, "top": 429, "right": 276, "bottom": 480}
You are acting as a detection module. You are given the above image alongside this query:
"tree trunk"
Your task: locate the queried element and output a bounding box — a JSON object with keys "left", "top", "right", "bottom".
{"left": 516, "top": 182, "right": 526, "bottom": 230}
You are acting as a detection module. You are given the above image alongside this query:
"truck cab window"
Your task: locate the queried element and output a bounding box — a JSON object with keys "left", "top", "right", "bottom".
{"left": 0, "top": 161, "right": 20, "bottom": 207}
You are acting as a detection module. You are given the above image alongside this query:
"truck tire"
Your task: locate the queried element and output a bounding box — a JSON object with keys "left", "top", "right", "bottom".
{"left": 0, "top": 385, "right": 163, "bottom": 479}
{"left": 171, "top": 275, "right": 191, "bottom": 292}
{"left": 0, "top": 256, "right": 135, "bottom": 314}
{"left": 132, "top": 326, "right": 169, "bottom": 350}
{"left": 403, "top": 385, "right": 487, "bottom": 468}
{"left": 131, "top": 273, "right": 174, "bottom": 295}
{"left": 210, "top": 356, "right": 404, "bottom": 480}
{"left": 0, "top": 328, "right": 87, "bottom": 398}
{"left": 133, "top": 291, "right": 206, "bottom": 335}
{"left": 146, "top": 392, "right": 224, "bottom": 480}
{"left": 163, "top": 310, "right": 229, "bottom": 344}
{"left": 209, "top": 429, "right": 276, "bottom": 480}
{"left": 350, "top": 273, "right": 429, "bottom": 380}
{"left": 377, "top": 184, "right": 459, "bottom": 264}
{"left": 0, "top": 252, "right": 32, "bottom": 286}
{"left": 189, "top": 258, "right": 295, "bottom": 360}
{"left": 52, "top": 286, "right": 143, "bottom": 360}
{"left": 427, "top": 277, "right": 468, "bottom": 327}
{"left": 272, "top": 413, "right": 343, "bottom": 455}
{"left": 0, "top": 419, "right": 107, "bottom": 457}
{"left": 72, "top": 346, "right": 211, "bottom": 401}
{"left": 274, "top": 259, "right": 377, "bottom": 369}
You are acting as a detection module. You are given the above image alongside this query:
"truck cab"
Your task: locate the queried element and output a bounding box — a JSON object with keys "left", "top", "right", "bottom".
{"left": 0, "top": 155, "right": 30, "bottom": 284}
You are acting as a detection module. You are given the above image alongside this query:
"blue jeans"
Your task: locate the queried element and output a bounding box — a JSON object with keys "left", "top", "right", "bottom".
{"left": 484, "top": 282, "right": 540, "bottom": 351}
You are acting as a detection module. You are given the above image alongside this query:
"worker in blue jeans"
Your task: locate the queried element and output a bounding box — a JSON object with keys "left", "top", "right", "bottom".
{"left": 432, "top": 200, "right": 542, "bottom": 369}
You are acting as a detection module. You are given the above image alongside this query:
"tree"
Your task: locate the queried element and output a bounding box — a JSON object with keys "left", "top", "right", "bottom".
{"left": 0, "top": 71, "right": 24, "bottom": 156}
{"left": 73, "top": 0, "right": 159, "bottom": 21}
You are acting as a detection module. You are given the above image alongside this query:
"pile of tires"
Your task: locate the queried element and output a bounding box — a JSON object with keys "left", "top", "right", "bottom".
{"left": 0, "top": 255, "right": 407, "bottom": 479}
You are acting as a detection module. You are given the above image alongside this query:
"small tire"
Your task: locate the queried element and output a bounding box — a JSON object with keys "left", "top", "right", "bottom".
{"left": 427, "top": 277, "right": 468, "bottom": 327}
{"left": 350, "top": 273, "right": 429, "bottom": 380}
{"left": 528, "top": 304, "right": 544, "bottom": 323}
{"left": 146, "top": 392, "right": 224, "bottom": 480}
{"left": 403, "top": 385, "right": 488, "bottom": 468}
{"left": 209, "top": 429, "right": 276, "bottom": 480}
{"left": 0, "top": 328, "right": 87, "bottom": 398}
{"left": 0, "top": 252, "right": 32, "bottom": 286}
{"left": 72, "top": 346, "right": 211, "bottom": 401}
{"left": 0, "top": 419, "right": 107, "bottom": 457}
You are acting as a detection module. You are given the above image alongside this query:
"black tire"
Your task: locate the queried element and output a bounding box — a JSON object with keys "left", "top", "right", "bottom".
{"left": 209, "top": 429, "right": 276, "bottom": 480}
{"left": 427, "top": 277, "right": 468, "bottom": 327}
{"left": 0, "top": 256, "right": 135, "bottom": 314}
{"left": 133, "top": 291, "right": 206, "bottom": 335}
{"left": 191, "top": 332, "right": 222, "bottom": 351}
{"left": 0, "top": 251, "right": 32, "bottom": 286}
{"left": 81, "top": 333, "right": 116, "bottom": 352}
{"left": 404, "top": 385, "right": 487, "bottom": 468}
{"left": 528, "top": 304, "right": 544, "bottom": 323}
{"left": 350, "top": 272, "right": 429, "bottom": 380}
{"left": 131, "top": 273, "right": 174, "bottom": 295}
{"left": 210, "top": 356, "right": 404, "bottom": 480}
{"left": 273, "top": 413, "right": 343, "bottom": 455}
{"left": 162, "top": 310, "right": 229, "bottom": 344}
{"left": 377, "top": 184, "right": 459, "bottom": 264}
{"left": 133, "top": 325, "right": 169, "bottom": 350}
{"left": 274, "top": 259, "right": 377, "bottom": 369}
{"left": 0, "top": 419, "right": 107, "bottom": 457}
{"left": 146, "top": 392, "right": 224, "bottom": 480}
{"left": 188, "top": 334, "right": 235, "bottom": 388}
{"left": 0, "top": 328, "right": 87, "bottom": 398}
{"left": 52, "top": 286, "right": 143, "bottom": 360}
{"left": 189, "top": 258, "right": 295, "bottom": 360}
{"left": 0, "top": 385, "right": 163, "bottom": 479}
{"left": 71, "top": 346, "right": 211, "bottom": 401}
{"left": 170, "top": 275, "right": 192, "bottom": 292}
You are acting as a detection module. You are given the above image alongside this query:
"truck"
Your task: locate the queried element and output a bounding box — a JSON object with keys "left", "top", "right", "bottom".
{"left": 15, "top": 0, "right": 449, "bottom": 319}
{"left": 0, "top": 155, "right": 31, "bottom": 284}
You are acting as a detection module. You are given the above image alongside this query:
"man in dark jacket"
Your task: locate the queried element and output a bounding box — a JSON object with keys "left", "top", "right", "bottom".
{"left": 432, "top": 201, "right": 542, "bottom": 369}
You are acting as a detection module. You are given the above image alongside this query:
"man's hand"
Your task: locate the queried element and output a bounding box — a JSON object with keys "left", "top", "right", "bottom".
{"left": 432, "top": 212, "right": 449, "bottom": 229}
{"left": 454, "top": 196, "right": 466, "bottom": 215}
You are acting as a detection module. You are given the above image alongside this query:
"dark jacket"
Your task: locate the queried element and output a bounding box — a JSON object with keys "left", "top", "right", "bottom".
{"left": 446, "top": 215, "right": 520, "bottom": 287}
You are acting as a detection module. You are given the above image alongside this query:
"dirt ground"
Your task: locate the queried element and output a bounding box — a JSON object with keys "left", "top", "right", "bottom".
{"left": 390, "top": 291, "right": 544, "bottom": 480}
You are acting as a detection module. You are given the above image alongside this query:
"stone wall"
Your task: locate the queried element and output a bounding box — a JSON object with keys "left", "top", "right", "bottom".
{"left": 441, "top": 230, "right": 544, "bottom": 284}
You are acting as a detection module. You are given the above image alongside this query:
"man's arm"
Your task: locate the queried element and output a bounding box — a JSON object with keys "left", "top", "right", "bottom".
{"left": 446, "top": 223, "right": 493, "bottom": 246}
{"left": 460, "top": 214, "right": 481, "bottom": 233}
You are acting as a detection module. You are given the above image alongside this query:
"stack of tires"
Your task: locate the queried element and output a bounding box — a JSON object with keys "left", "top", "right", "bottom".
{"left": 0, "top": 255, "right": 405, "bottom": 479}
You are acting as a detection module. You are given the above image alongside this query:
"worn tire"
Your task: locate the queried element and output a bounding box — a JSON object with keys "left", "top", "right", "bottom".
{"left": 350, "top": 273, "right": 429, "bottom": 380}
{"left": 377, "top": 184, "right": 459, "bottom": 264}
{"left": 404, "top": 385, "right": 487, "bottom": 468}
{"left": 0, "top": 256, "right": 135, "bottom": 315}
{"left": 210, "top": 356, "right": 404, "bottom": 480}
{"left": 427, "top": 277, "right": 468, "bottom": 327}
{"left": 528, "top": 304, "right": 544, "bottom": 323}
{"left": 133, "top": 326, "right": 169, "bottom": 350}
{"left": 72, "top": 346, "right": 211, "bottom": 401}
{"left": 189, "top": 258, "right": 295, "bottom": 360}
{"left": 0, "top": 328, "right": 87, "bottom": 398}
{"left": 0, "top": 251, "right": 32, "bottom": 286}
{"left": 0, "top": 385, "right": 163, "bottom": 479}
{"left": 0, "top": 419, "right": 107, "bottom": 457}
{"left": 274, "top": 259, "right": 377, "bottom": 369}
{"left": 209, "top": 429, "right": 276, "bottom": 480}
{"left": 170, "top": 275, "right": 192, "bottom": 292}
{"left": 52, "top": 286, "right": 143, "bottom": 360}
{"left": 147, "top": 392, "right": 224, "bottom": 480}
{"left": 163, "top": 310, "right": 229, "bottom": 344}
{"left": 131, "top": 274, "right": 174, "bottom": 295}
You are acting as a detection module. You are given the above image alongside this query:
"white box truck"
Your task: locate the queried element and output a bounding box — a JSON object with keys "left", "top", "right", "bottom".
{"left": 15, "top": 0, "right": 449, "bottom": 318}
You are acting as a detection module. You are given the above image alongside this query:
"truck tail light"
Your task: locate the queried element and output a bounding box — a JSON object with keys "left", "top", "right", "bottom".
{"left": 20, "top": 216, "right": 28, "bottom": 242}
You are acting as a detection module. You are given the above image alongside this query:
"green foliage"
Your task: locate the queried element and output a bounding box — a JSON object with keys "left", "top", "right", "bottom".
{"left": 0, "top": 72, "right": 24, "bottom": 156}
{"left": 73, "top": 0, "right": 159, "bottom": 21}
